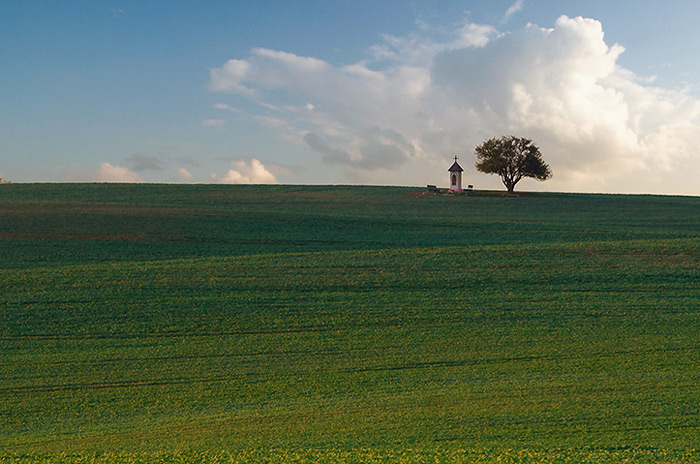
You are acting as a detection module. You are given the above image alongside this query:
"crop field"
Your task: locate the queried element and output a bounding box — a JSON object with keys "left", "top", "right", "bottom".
{"left": 1, "top": 184, "right": 700, "bottom": 463}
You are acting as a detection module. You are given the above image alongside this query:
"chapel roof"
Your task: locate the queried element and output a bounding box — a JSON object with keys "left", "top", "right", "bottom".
{"left": 448, "top": 160, "right": 464, "bottom": 172}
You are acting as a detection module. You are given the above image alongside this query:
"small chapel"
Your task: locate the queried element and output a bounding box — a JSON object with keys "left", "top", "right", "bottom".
{"left": 448, "top": 156, "right": 464, "bottom": 192}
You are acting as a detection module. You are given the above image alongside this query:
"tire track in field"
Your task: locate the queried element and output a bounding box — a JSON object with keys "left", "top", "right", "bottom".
{"left": 0, "top": 325, "right": 339, "bottom": 341}
{"left": 0, "top": 316, "right": 463, "bottom": 341}
{"left": 26, "top": 346, "right": 380, "bottom": 367}
{"left": 346, "top": 343, "right": 700, "bottom": 374}
{"left": 7, "top": 343, "right": 696, "bottom": 370}
{"left": 0, "top": 232, "right": 359, "bottom": 247}
{"left": 4, "top": 345, "right": 697, "bottom": 397}
{"left": 0, "top": 375, "right": 237, "bottom": 395}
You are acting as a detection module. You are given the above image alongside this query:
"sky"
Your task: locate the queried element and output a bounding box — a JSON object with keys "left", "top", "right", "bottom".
{"left": 2, "top": 0, "right": 700, "bottom": 194}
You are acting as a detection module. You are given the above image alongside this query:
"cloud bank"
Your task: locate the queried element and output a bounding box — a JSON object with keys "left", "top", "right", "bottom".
{"left": 209, "top": 15, "right": 700, "bottom": 193}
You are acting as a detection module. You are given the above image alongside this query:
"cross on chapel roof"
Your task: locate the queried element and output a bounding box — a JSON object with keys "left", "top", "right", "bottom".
{"left": 448, "top": 155, "right": 464, "bottom": 172}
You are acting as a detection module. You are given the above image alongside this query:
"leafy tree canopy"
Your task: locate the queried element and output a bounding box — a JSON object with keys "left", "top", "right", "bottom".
{"left": 474, "top": 136, "right": 552, "bottom": 194}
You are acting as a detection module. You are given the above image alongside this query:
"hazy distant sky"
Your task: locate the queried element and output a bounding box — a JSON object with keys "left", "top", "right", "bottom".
{"left": 2, "top": 1, "right": 700, "bottom": 194}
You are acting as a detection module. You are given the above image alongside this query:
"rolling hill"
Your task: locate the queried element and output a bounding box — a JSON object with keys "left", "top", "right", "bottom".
{"left": 1, "top": 184, "right": 699, "bottom": 463}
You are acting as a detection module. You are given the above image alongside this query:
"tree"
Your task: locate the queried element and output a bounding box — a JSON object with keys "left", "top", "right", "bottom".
{"left": 474, "top": 135, "right": 552, "bottom": 195}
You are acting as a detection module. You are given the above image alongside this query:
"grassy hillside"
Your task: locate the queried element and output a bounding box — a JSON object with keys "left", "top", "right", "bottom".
{"left": 1, "top": 184, "right": 700, "bottom": 463}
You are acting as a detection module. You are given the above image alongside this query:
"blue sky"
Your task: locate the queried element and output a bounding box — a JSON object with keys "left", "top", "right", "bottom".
{"left": 2, "top": 1, "right": 700, "bottom": 194}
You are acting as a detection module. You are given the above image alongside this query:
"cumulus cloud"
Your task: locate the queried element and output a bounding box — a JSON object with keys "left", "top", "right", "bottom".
{"left": 210, "top": 59, "right": 254, "bottom": 95}
{"left": 98, "top": 163, "right": 144, "bottom": 183}
{"left": 209, "top": 15, "right": 700, "bottom": 192}
{"left": 211, "top": 159, "right": 278, "bottom": 184}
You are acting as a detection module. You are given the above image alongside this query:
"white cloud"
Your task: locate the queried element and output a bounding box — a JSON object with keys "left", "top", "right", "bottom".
{"left": 202, "top": 119, "right": 225, "bottom": 127}
{"left": 211, "top": 159, "right": 278, "bottom": 184}
{"left": 213, "top": 103, "right": 238, "bottom": 112}
{"left": 177, "top": 168, "right": 193, "bottom": 180}
{"left": 209, "top": 59, "right": 253, "bottom": 94}
{"left": 209, "top": 15, "right": 700, "bottom": 193}
{"left": 503, "top": 0, "right": 524, "bottom": 22}
{"left": 98, "top": 163, "right": 144, "bottom": 183}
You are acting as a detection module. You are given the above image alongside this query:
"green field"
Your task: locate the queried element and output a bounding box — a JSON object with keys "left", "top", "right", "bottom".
{"left": 1, "top": 184, "right": 700, "bottom": 463}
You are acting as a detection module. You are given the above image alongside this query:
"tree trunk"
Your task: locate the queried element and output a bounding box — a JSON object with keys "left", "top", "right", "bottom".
{"left": 501, "top": 173, "right": 519, "bottom": 195}
{"left": 503, "top": 177, "right": 517, "bottom": 196}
